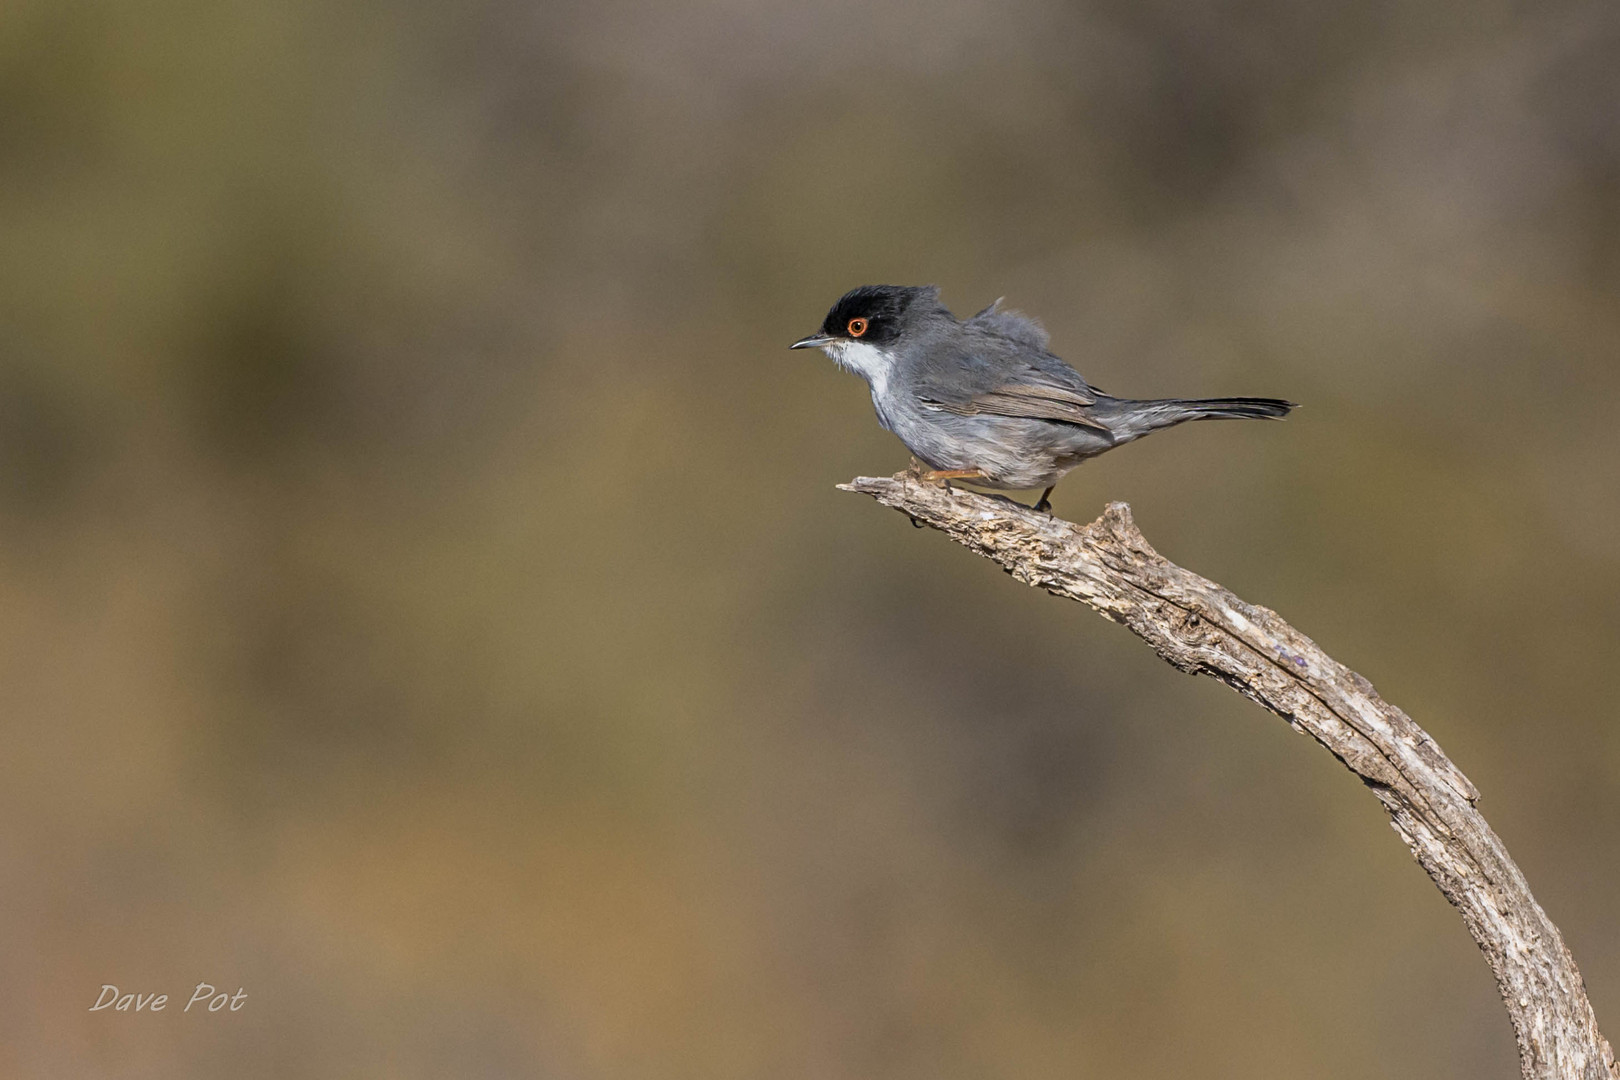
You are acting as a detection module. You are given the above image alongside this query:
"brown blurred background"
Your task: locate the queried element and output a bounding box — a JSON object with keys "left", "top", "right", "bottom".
{"left": 3, "top": 0, "right": 1619, "bottom": 1076}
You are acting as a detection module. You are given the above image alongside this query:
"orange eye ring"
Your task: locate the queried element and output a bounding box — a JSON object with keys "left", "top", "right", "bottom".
{"left": 847, "top": 317, "right": 868, "bottom": 337}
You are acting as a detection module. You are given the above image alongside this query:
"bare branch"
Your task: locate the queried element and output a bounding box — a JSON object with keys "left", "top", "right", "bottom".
{"left": 841, "top": 472, "right": 1616, "bottom": 1080}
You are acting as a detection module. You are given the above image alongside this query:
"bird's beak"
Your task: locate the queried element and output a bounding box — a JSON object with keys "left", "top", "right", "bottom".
{"left": 790, "top": 334, "right": 833, "bottom": 350}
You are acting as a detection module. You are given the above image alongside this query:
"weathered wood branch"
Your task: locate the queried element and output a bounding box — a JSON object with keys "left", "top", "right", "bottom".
{"left": 840, "top": 471, "right": 1616, "bottom": 1080}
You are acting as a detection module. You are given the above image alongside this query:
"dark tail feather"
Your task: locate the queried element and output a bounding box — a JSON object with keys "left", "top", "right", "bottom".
{"left": 1169, "top": 396, "right": 1297, "bottom": 421}
{"left": 1098, "top": 396, "right": 1297, "bottom": 440}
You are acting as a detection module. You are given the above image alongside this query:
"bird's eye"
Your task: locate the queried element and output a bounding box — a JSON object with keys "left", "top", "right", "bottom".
{"left": 847, "top": 317, "right": 868, "bottom": 337}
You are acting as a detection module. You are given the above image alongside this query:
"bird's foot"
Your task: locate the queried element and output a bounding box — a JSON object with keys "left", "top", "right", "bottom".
{"left": 1031, "top": 486, "right": 1056, "bottom": 514}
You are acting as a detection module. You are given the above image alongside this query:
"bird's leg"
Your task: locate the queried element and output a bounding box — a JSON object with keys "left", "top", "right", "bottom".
{"left": 919, "top": 469, "right": 987, "bottom": 483}
{"left": 1032, "top": 486, "right": 1055, "bottom": 514}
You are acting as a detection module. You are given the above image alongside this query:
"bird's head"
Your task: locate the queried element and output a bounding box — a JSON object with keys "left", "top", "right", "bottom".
{"left": 789, "top": 285, "right": 948, "bottom": 360}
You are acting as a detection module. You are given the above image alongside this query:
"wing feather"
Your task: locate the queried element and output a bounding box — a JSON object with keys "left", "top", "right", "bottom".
{"left": 915, "top": 300, "right": 1111, "bottom": 431}
{"left": 922, "top": 375, "right": 1110, "bottom": 431}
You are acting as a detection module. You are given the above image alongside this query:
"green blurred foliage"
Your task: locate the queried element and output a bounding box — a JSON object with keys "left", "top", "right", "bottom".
{"left": 2, "top": 0, "right": 1618, "bottom": 1076}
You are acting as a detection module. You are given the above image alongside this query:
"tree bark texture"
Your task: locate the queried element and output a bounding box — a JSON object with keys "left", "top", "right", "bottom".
{"left": 840, "top": 471, "right": 1615, "bottom": 1080}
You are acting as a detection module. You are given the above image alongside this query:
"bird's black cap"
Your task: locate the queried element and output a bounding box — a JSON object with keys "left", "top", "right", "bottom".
{"left": 791, "top": 285, "right": 945, "bottom": 349}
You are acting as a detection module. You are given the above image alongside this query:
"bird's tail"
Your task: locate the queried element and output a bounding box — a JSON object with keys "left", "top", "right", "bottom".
{"left": 1164, "top": 396, "right": 1296, "bottom": 421}
{"left": 1098, "top": 396, "right": 1297, "bottom": 440}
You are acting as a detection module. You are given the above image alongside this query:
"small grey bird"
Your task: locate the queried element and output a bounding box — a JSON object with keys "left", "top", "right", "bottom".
{"left": 791, "top": 285, "right": 1295, "bottom": 511}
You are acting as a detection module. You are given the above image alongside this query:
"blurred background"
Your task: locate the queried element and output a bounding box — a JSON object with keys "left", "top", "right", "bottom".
{"left": 2, "top": 0, "right": 1618, "bottom": 1076}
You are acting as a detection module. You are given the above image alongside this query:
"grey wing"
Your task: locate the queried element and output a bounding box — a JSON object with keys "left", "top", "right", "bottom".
{"left": 916, "top": 327, "right": 1112, "bottom": 432}
{"left": 923, "top": 378, "right": 1112, "bottom": 431}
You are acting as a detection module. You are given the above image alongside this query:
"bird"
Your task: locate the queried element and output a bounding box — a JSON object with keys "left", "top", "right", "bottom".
{"left": 791, "top": 285, "right": 1296, "bottom": 512}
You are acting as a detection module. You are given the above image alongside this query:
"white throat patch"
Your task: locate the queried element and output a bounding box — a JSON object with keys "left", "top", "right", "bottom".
{"left": 824, "top": 340, "right": 896, "bottom": 389}
{"left": 823, "top": 339, "right": 899, "bottom": 430}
